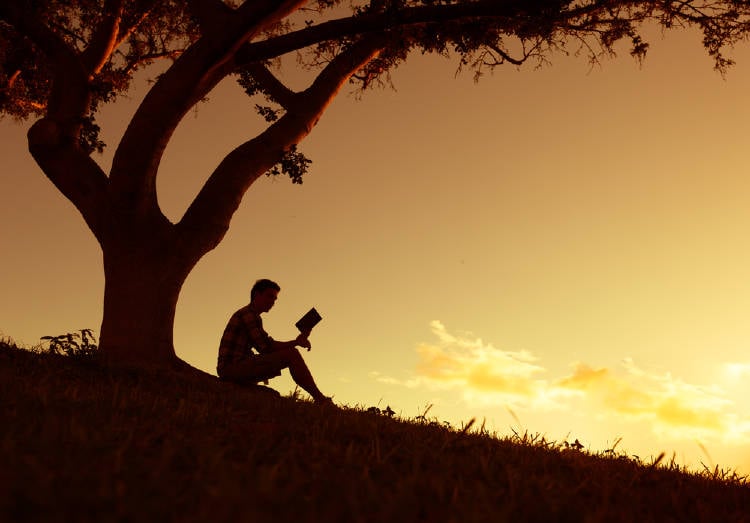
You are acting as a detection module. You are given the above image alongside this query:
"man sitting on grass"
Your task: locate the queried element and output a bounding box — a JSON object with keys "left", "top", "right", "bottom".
{"left": 217, "top": 278, "right": 332, "bottom": 404}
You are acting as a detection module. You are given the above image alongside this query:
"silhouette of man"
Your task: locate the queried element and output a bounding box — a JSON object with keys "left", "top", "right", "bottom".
{"left": 217, "top": 278, "right": 331, "bottom": 404}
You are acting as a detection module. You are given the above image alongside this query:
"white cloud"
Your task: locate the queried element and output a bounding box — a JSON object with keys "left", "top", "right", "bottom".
{"left": 724, "top": 362, "right": 750, "bottom": 380}
{"left": 556, "top": 360, "right": 746, "bottom": 442}
{"left": 375, "top": 321, "right": 750, "bottom": 444}
{"left": 413, "top": 321, "right": 554, "bottom": 409}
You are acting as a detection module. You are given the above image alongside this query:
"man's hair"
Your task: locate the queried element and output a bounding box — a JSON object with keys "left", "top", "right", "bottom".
{"left": 250, "top": 279, "right": 280, "bottom": 300}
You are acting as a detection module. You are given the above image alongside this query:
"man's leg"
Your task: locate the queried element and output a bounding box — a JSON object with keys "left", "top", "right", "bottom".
{"left": 225, "top": 349, "right": 329, "bottom": 402}
{"left": 274, "top": 347, "right": 329, "bottom": 402}
{"left": 220, "top": 357, "right": 283, "bottom": 385}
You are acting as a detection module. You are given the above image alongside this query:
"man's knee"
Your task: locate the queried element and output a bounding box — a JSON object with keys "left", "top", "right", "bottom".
{"left": 278, "top": 346, "right": 303, "bottom": 364}
{"left": 282, "top": 346, "right": 302, "bottom": 357}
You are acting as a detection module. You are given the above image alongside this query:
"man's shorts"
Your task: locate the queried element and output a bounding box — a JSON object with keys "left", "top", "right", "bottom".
{"left": 219, "top": 354, "right": 285, "bottom": 385}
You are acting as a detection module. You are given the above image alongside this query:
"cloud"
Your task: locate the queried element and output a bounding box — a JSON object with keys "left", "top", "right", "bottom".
{"left": 556, "top": 359, "right": 744, "bottom": 441}
{"left": 409, "top": 321, "right": 552, "bottom": 408}
{"left": 376, "top": 321, "right": 750, "bottom": 444}
{"left": 418, "top": 331, "right": 540, "bottom": 382}
{"left": 724, "top": 362, "right": 750, "bottom": 380}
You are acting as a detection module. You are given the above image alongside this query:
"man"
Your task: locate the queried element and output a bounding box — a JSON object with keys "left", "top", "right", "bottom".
{"left": 217, "top": 279, "right": 331, "bottom": 404}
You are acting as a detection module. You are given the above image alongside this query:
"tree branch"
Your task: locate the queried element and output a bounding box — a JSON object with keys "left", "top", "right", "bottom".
{"left": 236, "top": 0, "right": 305, "bottom": 21}
{"left": 235, "top": 0, "right": 740, "bottom": 66}
{"left": 487, "top": 43, "right": 526, "bottom": 66}
{"left": 177, "top": 35, "right": 387, "bottom": 255}
{"left": 0, "top": 2, "right": 90, "bottom": 121}
{"left": 108, "top": 0, "right": 308, "bottom": 217}
{"left": 0, "top": 2, "right": 80, "bottom": 71}
{"left": 1, "top": 1, "right": 109, "bottom": 235}
{"left": 120, "top": 49, "right": 184, "bottom": 74}
{"left": 187, "top": 0, "right": 233, "bottom": 35}
{"left": 243, "top": 62, "right": 299, "bottom": 108}
{"left": 5, "top": 69, "right": 21, "bottom": 90}
{"left": 27, "top": 120, "right": 110, "bottom": 242}
{"left": 235, "top": 0, "right": 563, "bottom": 63}
{"left": 80, "top": 0, "right": 125, "bottom": 75}
{"left": 113, "top": 0, "right": 157, "bottom": 48}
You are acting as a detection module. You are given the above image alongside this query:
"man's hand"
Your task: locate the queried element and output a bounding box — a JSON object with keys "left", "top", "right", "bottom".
{"left": 295, "top": 333, "right": 312, "bottom": 351}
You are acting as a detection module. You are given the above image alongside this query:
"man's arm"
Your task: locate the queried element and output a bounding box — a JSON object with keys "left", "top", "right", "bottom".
{"left": 242, "top": 308, "right": 276, "bottom": 355}
{"left": 243, "top": 308, "right": 312, "bottom": 353}
{"left": 273, "top": 333, "right": 312, "bottom": 352}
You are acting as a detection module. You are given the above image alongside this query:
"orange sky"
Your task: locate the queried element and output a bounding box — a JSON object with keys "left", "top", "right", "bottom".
{"left": 3, "top": 26, "right": 750, "bottom": 475}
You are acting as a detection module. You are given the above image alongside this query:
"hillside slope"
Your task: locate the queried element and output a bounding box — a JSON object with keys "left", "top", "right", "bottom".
{"left": 1, "top": 341, "right": 748, "bottom": 522}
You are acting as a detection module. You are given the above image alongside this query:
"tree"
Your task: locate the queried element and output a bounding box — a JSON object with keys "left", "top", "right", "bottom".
{"left": 1, "top": 0, "right": 748, "bottom": 370}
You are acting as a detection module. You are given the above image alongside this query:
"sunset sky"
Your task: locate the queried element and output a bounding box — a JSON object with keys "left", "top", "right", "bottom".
{"left": 3, "top": 25, "right": 750, "bottom": 475}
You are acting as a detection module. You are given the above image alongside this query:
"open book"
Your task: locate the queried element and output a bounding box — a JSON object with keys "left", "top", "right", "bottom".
{"left": 295, "top": 307, "right": 322, "bottom": 333}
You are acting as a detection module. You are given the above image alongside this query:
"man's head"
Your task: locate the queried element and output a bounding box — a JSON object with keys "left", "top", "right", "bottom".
{"left": 250, "top": 279, "right": 281, "bottom": 313}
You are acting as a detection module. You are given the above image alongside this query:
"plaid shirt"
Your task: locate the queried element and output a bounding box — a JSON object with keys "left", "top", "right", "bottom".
{"left": 217, "top": 303, "right": 275, "bottom": 376}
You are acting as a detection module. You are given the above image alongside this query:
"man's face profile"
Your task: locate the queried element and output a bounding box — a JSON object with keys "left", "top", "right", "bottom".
{"left": 254, "top": 288, "right": 279, "bottom": 313}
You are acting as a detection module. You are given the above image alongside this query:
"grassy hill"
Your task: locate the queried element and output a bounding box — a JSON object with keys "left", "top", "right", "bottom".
{"left": 1, "top": 337, "right": 748, "bottom": 522}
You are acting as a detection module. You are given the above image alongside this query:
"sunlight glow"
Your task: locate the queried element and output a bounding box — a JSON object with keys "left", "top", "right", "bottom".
{"left": 725, "top": 362, "right": 750, "bottom": 380}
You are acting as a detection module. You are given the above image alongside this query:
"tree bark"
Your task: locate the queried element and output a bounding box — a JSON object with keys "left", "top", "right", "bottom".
{"left": 98, "top": 216, "right": 195, "bottom": 369}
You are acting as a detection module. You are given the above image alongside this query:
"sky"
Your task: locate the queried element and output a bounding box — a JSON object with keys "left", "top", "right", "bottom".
{"left": 3, "top": 24, "right": 750, "bottom": 476}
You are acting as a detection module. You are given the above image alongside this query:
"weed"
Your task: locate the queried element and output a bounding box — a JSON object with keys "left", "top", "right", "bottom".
{"left": 38, "top": 328, "right": 98, "bottom": 359}
{"left": 366, "top": 405, "right": 395, "bottom": 417}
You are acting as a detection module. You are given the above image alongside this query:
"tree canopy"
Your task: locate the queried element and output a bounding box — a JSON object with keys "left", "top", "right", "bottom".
{"left": 3, "top": 1, "right": 749, "bottom": 153}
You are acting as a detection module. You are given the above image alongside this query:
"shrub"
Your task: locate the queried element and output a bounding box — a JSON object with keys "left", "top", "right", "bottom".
{"left": 39, "top": 328, "right": 98, "bottom": 359}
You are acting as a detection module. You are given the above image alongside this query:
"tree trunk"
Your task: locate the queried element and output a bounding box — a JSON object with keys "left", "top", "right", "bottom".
{"left": 98, "top": 221, "right": 195, "bottom": 369}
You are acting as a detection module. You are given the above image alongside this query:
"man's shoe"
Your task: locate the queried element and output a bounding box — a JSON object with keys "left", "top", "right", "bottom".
{"left": 315, "top": 396, "right": 336, "bottom": 407}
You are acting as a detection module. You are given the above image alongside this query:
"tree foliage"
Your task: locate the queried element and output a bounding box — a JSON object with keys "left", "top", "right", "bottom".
{"left": 1, "top": 1, "right": 196, "bottom": 148}
{"left": 3, "top": 1, "right": 749, "bottom": 161}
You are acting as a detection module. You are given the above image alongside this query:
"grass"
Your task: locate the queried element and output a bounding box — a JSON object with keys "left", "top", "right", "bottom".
{"left": 1, "top": 335, "right": 749, "bottom": 522}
